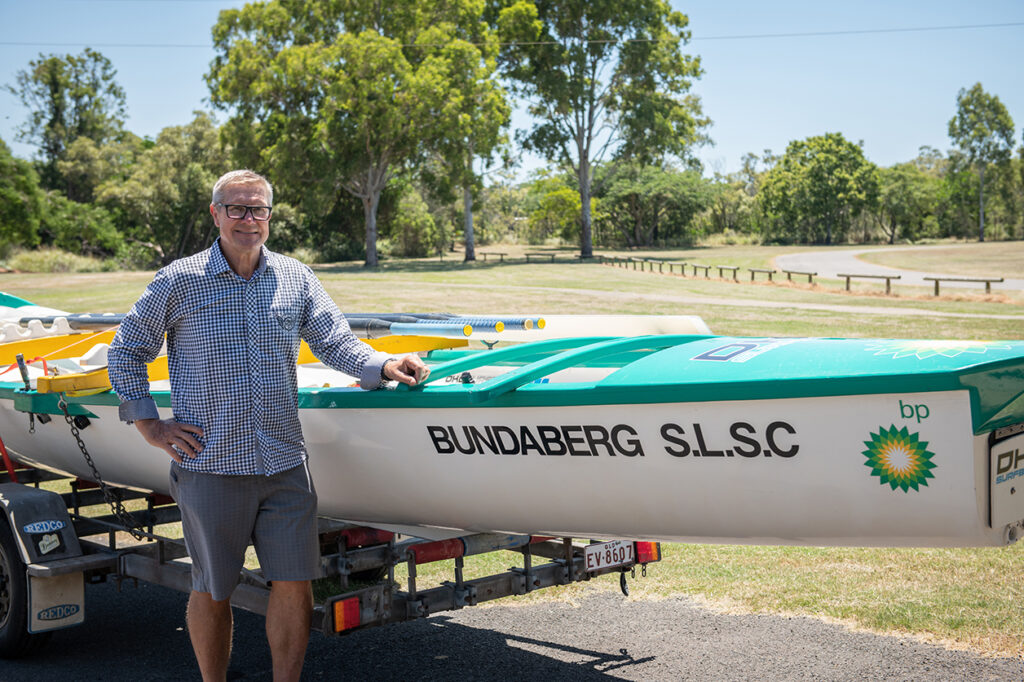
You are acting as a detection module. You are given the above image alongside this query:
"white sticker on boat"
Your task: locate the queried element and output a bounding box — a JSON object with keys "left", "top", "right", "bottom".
{"left": 691, "top": 338, "right": 798, "bottom": 363}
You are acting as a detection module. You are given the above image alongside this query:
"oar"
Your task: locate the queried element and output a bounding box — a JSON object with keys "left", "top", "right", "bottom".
{"left": 19, "top": 312, "right": 485, "bottom": 333}
{"left": 359, "top": 313, "right": 545, "bottom": 331}
{"left": 345, "top": 317, "right": 475, "bottom": 339}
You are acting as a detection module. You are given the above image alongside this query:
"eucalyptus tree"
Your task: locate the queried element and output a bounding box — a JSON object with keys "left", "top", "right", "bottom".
{"left": 5, "top": 48, "right": 126, "bottom": 191}
{"left": 494, "top": 0, "right": 707, "bottom": 258}
{"left": 207, "top": 0, "right": 508, "bottom": 266}
{"left": 947, "top": 83, "right": 1015, "bottom": 242}
{"left": 420, "top": 25, "right": 510, "bottom": 261}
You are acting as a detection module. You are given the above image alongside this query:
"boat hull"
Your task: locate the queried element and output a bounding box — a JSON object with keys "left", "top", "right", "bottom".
{"left": 0, "top": 387, "right": 1016, "bottom": 547}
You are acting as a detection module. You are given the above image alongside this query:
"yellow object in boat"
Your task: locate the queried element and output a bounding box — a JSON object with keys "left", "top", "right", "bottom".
{"left": 36, "top": 336, "right": 466, "bottom": 395}
{"left": 0, "top": 329, "right": 118, "bottom": 366}
{"left": 37, "top": 356, "right": 169, "bottom": 395}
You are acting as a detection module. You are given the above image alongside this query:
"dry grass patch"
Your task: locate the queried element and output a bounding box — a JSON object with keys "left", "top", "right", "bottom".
{"left": 858, "top": 242, "right": 1024, "bottom": 279}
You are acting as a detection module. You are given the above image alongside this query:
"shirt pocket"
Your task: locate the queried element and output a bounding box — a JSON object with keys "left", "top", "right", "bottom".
{"left": 270, "top": 305, "right": 301, "bottom": 334}
{"left": 265, "top": 304, "right": 302, "bottom": 355}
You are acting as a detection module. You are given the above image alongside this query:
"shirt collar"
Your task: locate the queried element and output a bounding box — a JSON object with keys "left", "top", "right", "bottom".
{"left": 209, "top": 238, "right": 272, "bottom": 277}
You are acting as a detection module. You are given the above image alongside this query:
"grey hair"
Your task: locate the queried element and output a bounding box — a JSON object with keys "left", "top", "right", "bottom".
{"left": 211, "top": 170, "right": 273, "bottom": 205}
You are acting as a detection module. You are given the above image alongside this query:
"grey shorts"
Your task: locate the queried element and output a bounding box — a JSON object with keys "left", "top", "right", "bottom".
{"left": 169, "top": 461, "right": 321, "bottom": 601}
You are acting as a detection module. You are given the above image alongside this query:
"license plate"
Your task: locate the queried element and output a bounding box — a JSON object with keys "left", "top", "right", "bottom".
{"left": 584, "top": 540, "right": 634, "bottom": 573}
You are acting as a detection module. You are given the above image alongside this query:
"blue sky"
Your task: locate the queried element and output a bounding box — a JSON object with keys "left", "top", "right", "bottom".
{"left": 1, "top": 0, "right": 1022, "bottom": 177}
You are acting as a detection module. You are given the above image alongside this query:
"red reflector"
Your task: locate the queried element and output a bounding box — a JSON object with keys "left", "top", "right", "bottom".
{"left": 634, "top": 542, "right": 661, "bottom": 564}
{"left": 333, "top": 597, "right": 361, "bottom": 632}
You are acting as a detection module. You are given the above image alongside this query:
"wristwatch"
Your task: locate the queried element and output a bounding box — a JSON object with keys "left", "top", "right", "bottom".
{"left": 380, "top": 358, "right": 397, "bottom": 380}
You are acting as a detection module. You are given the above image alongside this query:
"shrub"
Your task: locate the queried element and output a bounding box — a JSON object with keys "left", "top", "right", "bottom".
{"left": 6, "top": 247, "right": 116, "bottom": 273}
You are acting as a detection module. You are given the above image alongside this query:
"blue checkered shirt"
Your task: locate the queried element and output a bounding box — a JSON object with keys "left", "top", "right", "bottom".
{"left": 108, "top": 240, "right": 391, "bottom": 475}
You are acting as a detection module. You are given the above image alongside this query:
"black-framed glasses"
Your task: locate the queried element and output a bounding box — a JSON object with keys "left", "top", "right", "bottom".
{"left": 218, "top": 203, "right": 272, "bottom": 220}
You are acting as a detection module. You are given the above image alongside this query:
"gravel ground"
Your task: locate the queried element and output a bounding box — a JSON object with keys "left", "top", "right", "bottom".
{"left": 3, "top": 580, "right": 1021, "bottom": 680}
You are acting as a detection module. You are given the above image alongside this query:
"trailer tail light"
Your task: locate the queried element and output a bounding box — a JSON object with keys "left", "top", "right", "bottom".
{"left": 634, "top": 542, "right": 661, "bottom": 564}
{"left": 333, "top": 597, "right": 361, "bottom": 632}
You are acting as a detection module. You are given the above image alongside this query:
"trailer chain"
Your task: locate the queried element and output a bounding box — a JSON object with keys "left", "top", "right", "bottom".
{"left": 58, "top": 394, "right": 147, "bottom": 540}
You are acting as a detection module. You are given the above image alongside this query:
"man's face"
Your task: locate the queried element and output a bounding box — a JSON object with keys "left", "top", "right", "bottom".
{"left": 210, "top": 182, "right": 271, "bottom": 256}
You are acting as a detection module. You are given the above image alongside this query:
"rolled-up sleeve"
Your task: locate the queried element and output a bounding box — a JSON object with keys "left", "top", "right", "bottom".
{"left": 299, "top": 270, "right": 393, "bottom": 389}
{"left": 108, "top": 269, "right": 172, "bottom": 422}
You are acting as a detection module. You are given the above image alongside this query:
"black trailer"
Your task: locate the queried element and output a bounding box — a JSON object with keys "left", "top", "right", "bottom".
{"left": 0, "top": 462, "right": 660, "bottom": 658}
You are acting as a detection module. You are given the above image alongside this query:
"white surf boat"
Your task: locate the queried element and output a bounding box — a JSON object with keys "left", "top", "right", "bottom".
{"left": 1, "top": 317, "right": 1022, "bottom": 549}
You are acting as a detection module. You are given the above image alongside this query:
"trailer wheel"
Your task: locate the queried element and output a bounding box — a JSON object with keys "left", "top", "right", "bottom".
{"left": 0, "top": 518, "right": 49, "bottom": 658}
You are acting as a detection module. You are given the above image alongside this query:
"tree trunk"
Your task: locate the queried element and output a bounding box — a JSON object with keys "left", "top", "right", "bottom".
{"left": 978, "top": 163, "right": 986, "bottom": 242}
{"left": 578, "top": 158, "right": 593, "bottom": 258}
{"left": 463, "top": 185, "right": 476, "bottom": 262}
{"left": 363, "top": 191, "right": 380, "bottom": 267}
{"left": 631, "top": 194, "right": 642, "bottom": 246}
{"left": 175, "top": 211, "right": 198, "bottom": 260}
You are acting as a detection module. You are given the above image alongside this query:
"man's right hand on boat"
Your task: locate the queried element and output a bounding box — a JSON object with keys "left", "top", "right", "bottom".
{"left": 135, "top": 418, "right": 205, "bottom": 462}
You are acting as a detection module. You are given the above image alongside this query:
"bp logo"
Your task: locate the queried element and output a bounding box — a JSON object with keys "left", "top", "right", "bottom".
{"left": 863, "top": 340, "right": 1010, "bottom": 360}
{"left": 862, "top": 425, "right": 936, "bottom": 492}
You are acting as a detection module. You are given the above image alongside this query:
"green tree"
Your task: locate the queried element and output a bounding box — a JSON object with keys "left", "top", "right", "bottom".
{"left": 208, "top": 0, "right": 508, "bottom": 267}
{"left": 596, "top": 162, "right": 708, "bottom": 247}
{"left": 387, "top": 187, "right": 441, "bottom": 258}
{"left": 475, "top": 165, "right": 528, "bottom": 243}
{"left": 5, "top": 48, "right": 127, "bottom": 190}
{"left": 873, "top": 163, "right": 938, "bottom": 244}
{"left": 524, "top": 173, "right": 583, "bottom": 243}
{"left": 419, "top": 18, "right": 510, "bottom": 261}
{"left": 56, "top": 133, "right": 142, "bottom": 203}
{"left": 39, "top": 192, "right": 123, "bottom": 257}
{"left": 947, "top": 83, "right": 1015, "bottom": 242}
{"left": 759, "top": 133, "right": 878, "bottom": 244}
{"left": 495, "top": 0, "right": 707, "bottom": 258}
{"left": 97, "top": 112, "right": 230, "bottom": 264}
{"left": 699, "top": 174, "right": 758, "bottom": 238}
{"left": 934, "top": 152, "right": 978, "bottom": 239}
{"left": 0, "top": 137, "right": 44, "bottom": 255}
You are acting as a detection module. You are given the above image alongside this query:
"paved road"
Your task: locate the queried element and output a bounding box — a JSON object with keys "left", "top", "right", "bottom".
{"left": 774, "top": 247, "right": 1024, "bottom": 291}
{"left": 3, "top": 581, "right": 1021, "bottom": 680}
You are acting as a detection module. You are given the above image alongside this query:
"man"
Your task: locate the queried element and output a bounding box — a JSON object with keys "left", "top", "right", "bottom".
{"left": 108, "top": 169, "right": 428, "bottom": 682}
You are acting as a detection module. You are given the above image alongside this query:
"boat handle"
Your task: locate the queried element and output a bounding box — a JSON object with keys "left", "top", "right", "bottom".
{"left": 396, "top": 336, "right": 616, "bottom": 391}
{"left": 463, "top": 334, "right": 704, "bottom": 402}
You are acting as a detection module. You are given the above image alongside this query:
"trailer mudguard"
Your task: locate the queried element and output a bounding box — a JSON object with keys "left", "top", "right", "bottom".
{"left": 0, "top": 483, "right": 85, "bottom": 632}
{"left": 0, "top": 483, "right": 81, "bottom": 564}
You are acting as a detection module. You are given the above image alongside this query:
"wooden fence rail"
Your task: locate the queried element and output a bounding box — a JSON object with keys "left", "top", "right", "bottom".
{"left": 922, "top": 276, "right": 1003, "bottom": 296}
{"left": 837, "top": 272, "right": 901, "bottom": 295}
{"left": 716, "top": 265, "right": 740, "bottom": 281}
{"left": 782, "top": 269, "right": 817, "bottom": 284}
{"left": 748, "top": 268, "right": 777, "bottom": 282}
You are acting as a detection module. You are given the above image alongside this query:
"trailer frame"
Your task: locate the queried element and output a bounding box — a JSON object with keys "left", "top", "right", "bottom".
{"left": 0, "top": 462, "right": 660, "bottom": 656}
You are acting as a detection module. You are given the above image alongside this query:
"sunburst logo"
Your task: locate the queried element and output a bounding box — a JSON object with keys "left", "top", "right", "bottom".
{"left": 862, "top": 425, "right": 937, "bottom": 492}
{"left": 864, "top": 340, "right": 1011, "bottom": 360}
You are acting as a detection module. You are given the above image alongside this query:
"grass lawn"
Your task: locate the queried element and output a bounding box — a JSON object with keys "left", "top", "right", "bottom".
{"left": 856, "top": 241, "right": 1024, "bottom": 280}
{"left": 4, "top": 241, "right": 1023, "bottom": 657}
